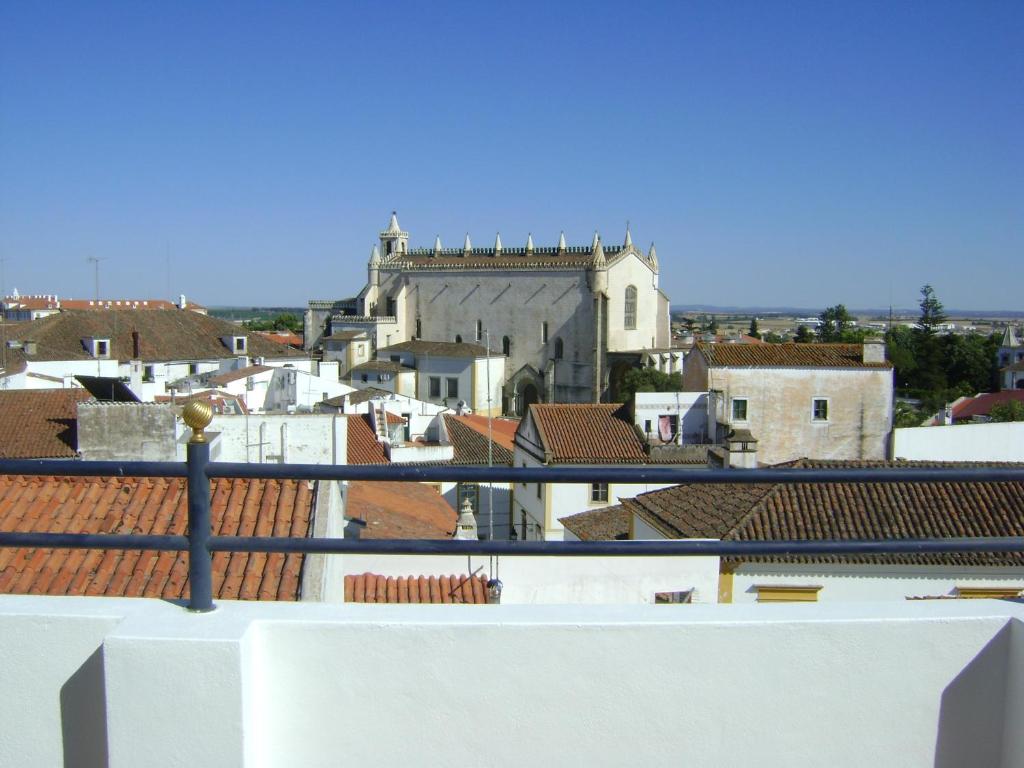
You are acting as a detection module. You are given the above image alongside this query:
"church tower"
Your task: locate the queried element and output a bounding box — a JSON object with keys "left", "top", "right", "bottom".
{"left": 379, "top": 211, "right": 409, "bottom": 259}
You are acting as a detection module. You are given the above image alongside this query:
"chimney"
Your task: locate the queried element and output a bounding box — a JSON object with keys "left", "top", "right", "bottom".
{"left": 178, "top": 294, "right": 187, "bottom": 310}
{"left": 863, "top": 339, "right": 886, "bottom": 364}
{"left": 723, "top": 428, "right": 758, "bottom": 469}
{"left": 132, "top": 329, "right": 141, "bottom": 359}
{"left": 454, "top": 497, "right": 478, "bottom": 540}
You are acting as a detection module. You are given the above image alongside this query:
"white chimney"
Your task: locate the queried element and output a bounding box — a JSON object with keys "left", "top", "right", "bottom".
{"left": 454, "top": 497, "right": 478, "bottom": 540}
{"left": 178, "top": 294, "right": 187, "bottom": 309}
{"left": 863, "top": 339, "right": 886, "bottom": 364}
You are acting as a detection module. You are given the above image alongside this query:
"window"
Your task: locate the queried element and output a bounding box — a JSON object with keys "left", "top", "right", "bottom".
{"left": 386, "top": 297, "right": 397, "bottom": 317}
{"left": 429, "top": 377, "right": 441, "bottom": 398}
{"left": 476, "top": 320, "right": 483, "bottom": 342}
{"left": 654, "top": 590, "right": 693, "bottom": 604}
{"left": 554, "top": 338, "right": 564, "bottom": 359}
{"left": 415, "top": 318, "right": 422, "bottom": 338}
{"left": 234, "top": 337, "right": 246, "bottom": 352}
{"left": 390, "top": 355, "right": 401, "bottom": 363}
{"left": 142, "top": 365, "right": 155, "bottom": 382}
{"left": 502, "top": 336, "right": 511, "bottom": 356}
{"left": 541, "top": 321, "right": 548, "bottom": 343}
{"left": 188, "top": 363, "right": 199, "bottom": 375}
{"left": 590, "top": 482, "right": 609, "bottom": 503}
{"left": 812, "top": 398, "right": 829, "bottom": 422}
{"left": 624, "top": 285, "right": 637, "bottom": 329}
{"left": 755, "top": 585, "right": 822, "bottom": 603}
{"left": 644, "top": 419, "right": 652, "bottom": 435}
{"left": 731, "top": 398, "right": 748, "bottom": 422}
{"left": 95, "top": 340, "right": 108, "bottom": 357}
{"left": 457, "top": 483, "right": 479, "bottom": 515}
{"left": 446, "top": 377, "right": 458, "bottom": 398}
{"left": 361, "top": 374, "right": 368, "bottom": 383}
{"left": 455, "top": 334, "right": 462, "bottom": 343}
{"left": 536, "top": 482, "right": 542, "bottom": 499}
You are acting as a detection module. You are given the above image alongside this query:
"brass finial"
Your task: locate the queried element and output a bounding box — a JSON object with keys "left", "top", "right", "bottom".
{"left": 182, "top": 400, "right": 213, "bottom": 443}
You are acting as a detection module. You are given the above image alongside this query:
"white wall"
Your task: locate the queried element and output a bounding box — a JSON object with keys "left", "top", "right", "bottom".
{"left": 732, "top": 562, "right": 1024, "bottom": 603}
{"left": 187, "top": 413, "right": 348, "bottom": 464}
{"left": 634, "top": 391, "right": 708, "bottom": 443}
{"left": 2, "top": 595, "right": 1021, "bottom": 767}
{"left": 893, "top": 421, "right": 1024, "bottom": 462}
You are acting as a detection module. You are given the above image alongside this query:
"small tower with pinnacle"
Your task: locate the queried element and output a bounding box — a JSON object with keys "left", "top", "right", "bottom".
{"left": 379, "top": 211, "right": 409, "bottom": 259}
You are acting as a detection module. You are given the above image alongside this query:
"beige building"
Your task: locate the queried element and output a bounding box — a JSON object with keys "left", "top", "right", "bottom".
{"left": 681, "top": 340, "right": 893, "bottom": 465}
{"left": 307, "top": 212, "right": 671, "bottom": 414}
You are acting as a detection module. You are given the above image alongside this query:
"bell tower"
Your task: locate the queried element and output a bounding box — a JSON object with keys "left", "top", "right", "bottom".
{"left": 379, "top": 211, "right": 409, "bottom": 259}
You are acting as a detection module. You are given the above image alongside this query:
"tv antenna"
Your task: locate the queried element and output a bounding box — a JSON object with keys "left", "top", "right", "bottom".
{"left": 87, "top": 256, "right": 107, "bottom": 302}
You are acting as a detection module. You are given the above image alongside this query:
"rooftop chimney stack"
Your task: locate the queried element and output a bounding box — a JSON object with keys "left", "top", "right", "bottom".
{"left": 863, "top": 339, "right": 886, "bottom": 364}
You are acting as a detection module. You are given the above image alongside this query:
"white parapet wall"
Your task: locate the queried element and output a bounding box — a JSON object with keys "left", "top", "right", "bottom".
{"left": 893, "top": 421, "right": 1024, "bottom": 462}
{"left": 1, "top": 595, "right": 1022, "bottom": 767}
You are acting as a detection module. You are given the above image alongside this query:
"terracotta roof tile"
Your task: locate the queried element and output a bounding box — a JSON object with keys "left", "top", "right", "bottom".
{"left": 529, "top": 404, "right": 647, "bottom": 464}
{"left": 0, "top": 389, "right": 93, "bottom": 458}
{"left": 346, "top": 415, "right": 389, "bottom": 464}
{"left": 620, "top": 459, "right": 1024, "bottom": 566}
{"left": 951, "top": 391, "right": 1024, "bottom": 420}
{"left": 443, "top": 414, "right": 515, "bottom": 465}
{"left": 559, "top": 505, "right": 632, "bottom": 541}
{"left": 0, "top": 475, "right": 312, "bottom": 600}
{"left": 697, "top": 341, "right": 892, "bottom": 369}
{"left": 7, "top": 309, "right": 304, "bottom": 363}
{"left": 344, "top": 573, "right": 488, "bottom": 603}
{"left": 345, "top": 481, "right": 455, "bottom": 538}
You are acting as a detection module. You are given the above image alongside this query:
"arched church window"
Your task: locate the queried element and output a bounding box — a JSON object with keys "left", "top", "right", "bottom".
{"left": 554, "top": 338, "right": 564, "bottom": 359}
{"left": 624, "top": 285, "right": 637, "bottom": 330}
{"left": 502, "top": 336, "right": 511, "bottom": 356}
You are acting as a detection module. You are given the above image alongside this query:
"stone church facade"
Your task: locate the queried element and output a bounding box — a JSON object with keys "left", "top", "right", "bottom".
{"left": 307, "top": 213, "right": 670, "bottom": 414}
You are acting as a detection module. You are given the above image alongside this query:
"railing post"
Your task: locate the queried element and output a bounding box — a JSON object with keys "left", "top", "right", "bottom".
{"left": 183, "top": 401, "right": 215, "bottom": 612}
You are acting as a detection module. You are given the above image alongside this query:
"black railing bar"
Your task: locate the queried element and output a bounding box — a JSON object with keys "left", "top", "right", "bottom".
{"left": 0, "top": 532, "right": 189, "bottom": 551}
{"left": 206, "top": 463, "right": 1024, "bottom": 485}
{"left": 208, "top": 536, "right": 1024, "bottom": 556}
{"left": 0, "top": 459, "right": 188, "bottom": 478}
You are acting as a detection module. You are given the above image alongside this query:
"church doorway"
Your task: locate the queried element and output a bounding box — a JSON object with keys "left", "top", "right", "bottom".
{"left": 521, "top": 383, "right": 539, "bottom": 414}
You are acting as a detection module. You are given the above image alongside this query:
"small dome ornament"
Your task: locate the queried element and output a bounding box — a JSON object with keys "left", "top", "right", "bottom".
{"left": 182, "top": 400, "right": 213, "bottom": 444}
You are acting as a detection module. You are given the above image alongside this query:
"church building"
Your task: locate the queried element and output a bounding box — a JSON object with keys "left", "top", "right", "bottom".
{"left": 307, "top": 213, "right": 670, "bottom": 415}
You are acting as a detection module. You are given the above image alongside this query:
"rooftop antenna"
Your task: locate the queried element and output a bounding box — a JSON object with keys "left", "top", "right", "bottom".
{"left": 87, "top": 256, "right": 107, "bottom": 302}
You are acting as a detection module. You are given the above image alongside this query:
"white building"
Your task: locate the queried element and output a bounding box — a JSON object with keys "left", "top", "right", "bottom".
{"left": 307, "top": 212, "right": 671, "bottom": 413}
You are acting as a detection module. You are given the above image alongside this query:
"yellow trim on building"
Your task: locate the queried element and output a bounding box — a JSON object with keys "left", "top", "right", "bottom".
{"left": 755, "top": 585, "right": 822, "bottom": 603}
{"left": 717, "top": 567, "right": 734, "bottom": 604}
{"left": 955, "top": 586, "right": 1024, "bottom": 599}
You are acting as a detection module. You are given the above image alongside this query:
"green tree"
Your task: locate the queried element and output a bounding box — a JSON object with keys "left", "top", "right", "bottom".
{"left": 885, "top": 325, "right": 917, "bottom": 390}
{"left": 748, "top": 317, "right": 761, "bottom": 339}
{"left": 794, "top": 325, "right": 814, "bottom": 343}
{"left": 618, "top": 368, "right": 682, "bottom": 402}
{"left": 762, "top": 331, "right": 786, "bottom": 344}
{"left": 893, "top": 401, "right": 928, "bottom": 428}
{"left": 707, "top": 316, "right": 719, "bottom": 334}
{"left": 912, "top": 285, "right": 948, "bottom": 391}
{"left": 989, "top": 401, "right": 1024, "bottom": 422}
{"left": 817, "top": 304, "right": 853, "bottom": 342}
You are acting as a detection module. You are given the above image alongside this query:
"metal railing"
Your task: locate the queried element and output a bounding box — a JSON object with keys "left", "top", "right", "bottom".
{"left": 1, "top": 433, "right": 1023, "bottom": 611}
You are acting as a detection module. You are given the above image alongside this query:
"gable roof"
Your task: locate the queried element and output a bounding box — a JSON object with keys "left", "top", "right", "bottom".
{"left": 350, "top": 360, "right": 412, "bottom": 374}
{"left": 951, "top": 391, "right": 1024, "bottom": 420}
{"left": 0, "top": 389, "right": 94, "bottom": 458}
{"left": 3, "top": 295, "right": 206, "bottom": 312}
{"left": 0, "top": 475, "right": 311, "bottom": 600}
{"left": 618, "top": 459, "right": 1024, "bottom": 566}
{"left": 379, "top": 340, "right": 490, "bottom": 358}
{"left": 443, "top": 414, "right": 516, "bottom": 465}
{"left": 696, "top": 342, "right": 891, "bottom": 369}
{"left": 345, "top": 481, "right": 455, "bottom": 538}
{"left": 526, "top": 404, "right": 647, "bottom": 464}
{"left": 344, "top": 573, "right": 488, "bottom": 604}
{"left": 346, "top": 415, "right": 389, "bottom": 464}
{"left": 6, "top": 309, "right": 305, "bottom": 363}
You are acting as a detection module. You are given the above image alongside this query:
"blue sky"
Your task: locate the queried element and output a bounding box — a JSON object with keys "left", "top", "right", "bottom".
{"left": 1, "top": 1, "right": 1021, "bottom": 311}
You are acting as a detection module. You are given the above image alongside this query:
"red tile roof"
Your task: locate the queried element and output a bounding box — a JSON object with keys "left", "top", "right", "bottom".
{"left": 616, "top": 459, "right": 1024, "bottom": 566}
{"left": 344, "top": 572, "right": 488, "bottom": 603}
{"left": 346, "top": 415, "right": 389, "bottom": 464}
{"left": 443, "top": 414, "right": 516, "bottom": 465}
{"left": 696, "top": 342, "right": 892, "bottom": 369}
{"left": 560, "top": 505, "right": 631, "bottom": 541}
{"left": 951, "top": 391, "right": 1024, "bottom": 420}
{"left": 0, "top": 475, "right": 312, "bottom": 600}
{"left": 529, "top": 404, "right": 647, "bottom": 464}
{"left": 448, "top": 414, "right": 518, "bottom": 452}
{"left": 0, "top": 389, "right": 93, "bottom": 458}
{"left": 256, "top": 330, "right": 303, "bottom": 347}
{"left": 345, "top": 481, "right": 456, "bottom": 538}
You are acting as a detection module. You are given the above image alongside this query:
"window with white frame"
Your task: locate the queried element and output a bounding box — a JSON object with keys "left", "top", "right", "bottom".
{"left": 812, "top": 398, "right": 829, "bottom": 422}
{"left": 590, "top": 482, "right": 609, "bottom": 503}
{"left": 731, "top": 397, "right": 748, "bottom": 422}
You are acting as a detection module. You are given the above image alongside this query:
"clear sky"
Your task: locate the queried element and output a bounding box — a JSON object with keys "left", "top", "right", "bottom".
{"left": 1, "top": 1, "right": 1021, "bottom": 311}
